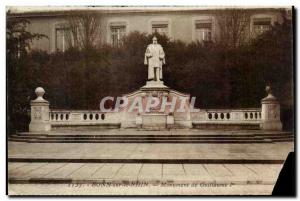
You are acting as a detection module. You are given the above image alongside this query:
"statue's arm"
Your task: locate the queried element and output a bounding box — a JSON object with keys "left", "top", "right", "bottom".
{"left": 159, "top": 47, "right": 165, "bottom": 59}
{"left": 145, "top": 46, "right": 152, "bottom": 58}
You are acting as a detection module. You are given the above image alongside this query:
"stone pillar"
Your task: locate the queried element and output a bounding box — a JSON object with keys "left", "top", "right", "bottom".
{"left": 136, "top": 113, "right": 142, "bottom": 129}
{"left": 167, "top": 114, "right": 174, "bottom": 129}
{"left": 29, "top": 87, "right": 51, "bottom": 132}
{"left": 260, "top": 86, "right": 282, "bottom": 131}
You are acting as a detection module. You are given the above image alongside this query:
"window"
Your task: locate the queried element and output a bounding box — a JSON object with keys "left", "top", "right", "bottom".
{"left": 55, "top": 26, "right": 71, "bottom": 52}
{"left": 253, "top": 18, "right": 271, "bottom": 35}
{"left": 195, "top": 20, "right": 212, "bottom": 42}
{"left": 152, "top": 22, "right": 169, "bottom": 36}
{"left": 110, "top": 23, "right": 126, "bottom": 46}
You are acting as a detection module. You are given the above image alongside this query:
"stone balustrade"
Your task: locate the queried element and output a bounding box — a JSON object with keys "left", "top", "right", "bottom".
{"left": 49, "top": 108, "right": 261, "bottom": 129}
{"left": 205, "top": 109, "right": 261, "bottom": 121}
{"left": 49, "top": 110, "right": 121, "bottom": 128}
{"left": 28, "top": 86, "right": 282, "bottom": 132}
{"left": 191, "top": 109, "right": 261, "bottom": 121}
{"left": 191, "top": 108, "right": 261, "bottom": 129}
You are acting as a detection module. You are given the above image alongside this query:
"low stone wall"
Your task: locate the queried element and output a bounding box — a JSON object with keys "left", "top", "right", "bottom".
{"left": 48, "top": 108, "right": 262, "bottom": 130}
{"left": 191, "top": 109, "right": 261, "bottom": 129}
{"left": 50, "top": 110, "right": 121, "bottom": 129}
{"left": 28, "top": 86, "right": 282, "bottom": 132}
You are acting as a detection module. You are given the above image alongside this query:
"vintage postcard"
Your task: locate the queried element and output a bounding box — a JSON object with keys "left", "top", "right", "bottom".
{"left": 6, "top": 6, "right": 294, "bottom": 196}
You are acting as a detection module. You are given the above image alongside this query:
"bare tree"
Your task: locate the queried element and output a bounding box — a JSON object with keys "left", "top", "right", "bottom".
{"left": 215, "top": 9, "right": 251, "bottom": 48}
{"left": 62, "top": 11, "right": 103, "bottom": 108}
{"left": 65, "top": 11, "right": 103, "bottom": 50}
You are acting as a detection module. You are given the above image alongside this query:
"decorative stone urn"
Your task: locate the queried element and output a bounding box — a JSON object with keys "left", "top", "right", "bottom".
{"left": 260, "top": 86, "right": 282, "bottom": 131}
{"left": 29, "top": 87, "right": 51, "bottom": 132}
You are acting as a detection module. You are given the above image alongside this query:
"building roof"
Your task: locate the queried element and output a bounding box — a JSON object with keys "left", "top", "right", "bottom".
{"left": 7, "top": 6, "right": 290, "bottom": 18}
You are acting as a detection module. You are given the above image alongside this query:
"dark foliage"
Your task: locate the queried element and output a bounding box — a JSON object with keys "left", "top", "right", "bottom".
{"left": 7, "top": 17, "right": 47, "bottom": 133}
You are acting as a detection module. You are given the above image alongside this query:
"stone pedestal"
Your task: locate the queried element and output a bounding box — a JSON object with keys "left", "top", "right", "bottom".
{"left": 167, "top": 115, "right": 175, "bottom": 128}
{"left": 141, "top": 113, "right": 167, "bottom": 130}
{"left": 141, "top": 80, "right": 169, "bottom": 90}
{"left": 29, "top": 87, "right": 51, "bottom": 132}
{"left": 120, "top": 79, "right": 192, "bottom": 130}
{"left": 260, "top": 86, "right": 282, "bottom": 131}
{"left": 136, "top": 114, "right": 142, "bottom": 129}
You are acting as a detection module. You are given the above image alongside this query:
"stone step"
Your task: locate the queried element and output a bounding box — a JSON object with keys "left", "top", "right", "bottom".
{"left": 15, "top": 130, "right": 293, "bottom": 136}
{"left": 9, "top": 136, "right": 293, "bottom": 141}
{"left": 9, "top": 131, "right": 293, "bottom": 143}
{"left": 8, "top": 138, "right": 293, "bottom": 144}
{"left": 8, "top": 158, "right": 284, "bottom": 164}
{"left": 10, "top": 133, "right": 293, "bottom": 137}
{"left": 9, "top": 133, "right": 293, "bottom": 141}
{"left": 10, "top": 133, "right": 293, "bottom": 138}
{"left": 8, "top": 137, "right": 293, "bottom": 142}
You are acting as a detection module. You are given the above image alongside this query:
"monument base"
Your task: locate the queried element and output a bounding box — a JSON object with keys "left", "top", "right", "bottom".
{"left": 141, "top": 81, "right": 169, "bottom": 90}
{"left": 29, "top": 122, "right": 51, "bottom": 132}
{"left": 141, "top": 113, "right": 167, "bottom": 130}
{"left": 121, "top": 80, "right": 191, "bottom": 129}
{"left": 260, "top": 120, "right": 282, "bottom": 131}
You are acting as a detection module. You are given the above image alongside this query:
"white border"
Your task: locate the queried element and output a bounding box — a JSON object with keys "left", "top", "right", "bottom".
{"left": 2, "top": 0, "right": 299, "bottom": 200}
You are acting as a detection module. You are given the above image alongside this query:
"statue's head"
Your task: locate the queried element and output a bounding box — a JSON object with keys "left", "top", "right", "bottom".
{"left": 152, "top": 36, "right": 158, "bottom": 44}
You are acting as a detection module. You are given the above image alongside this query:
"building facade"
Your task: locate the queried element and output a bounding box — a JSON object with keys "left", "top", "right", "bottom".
{"left": 7, "top": 7, "right": 292, "bottom": 53}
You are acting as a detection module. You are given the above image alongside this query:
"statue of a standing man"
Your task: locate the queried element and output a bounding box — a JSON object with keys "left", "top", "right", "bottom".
{"left": 144, "top": 36, "right": 165, "bottom": 81}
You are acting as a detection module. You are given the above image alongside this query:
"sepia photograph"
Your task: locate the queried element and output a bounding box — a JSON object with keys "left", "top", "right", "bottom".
{"left": 6, "top": 5, "right": 295, "bottom": 196}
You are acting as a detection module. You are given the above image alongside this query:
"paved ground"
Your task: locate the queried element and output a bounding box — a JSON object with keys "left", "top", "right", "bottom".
{"left": 8, "top": 162, "right": 282, "bottom": 195}
{"left": 8, "top": 129, "right": 294, "bottom": 195}
{"left": 8, "top": 141, "right": 293, "bottom": 160}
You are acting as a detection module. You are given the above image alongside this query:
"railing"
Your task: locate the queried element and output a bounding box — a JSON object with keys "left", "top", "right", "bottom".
{"left": 50, "top": 108, "right": 262, "bottom": 127}
{"left": 205, "top": 108, "right": 261, "bottom": 121}
{"left": 29, "top": 87, "right": 282, "bottom": 131}
{"left": 50, "top": 110, "right": 121, "bottom": 127}
{"left": 191, "top": 108, "right": 261, "bottom": 124}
